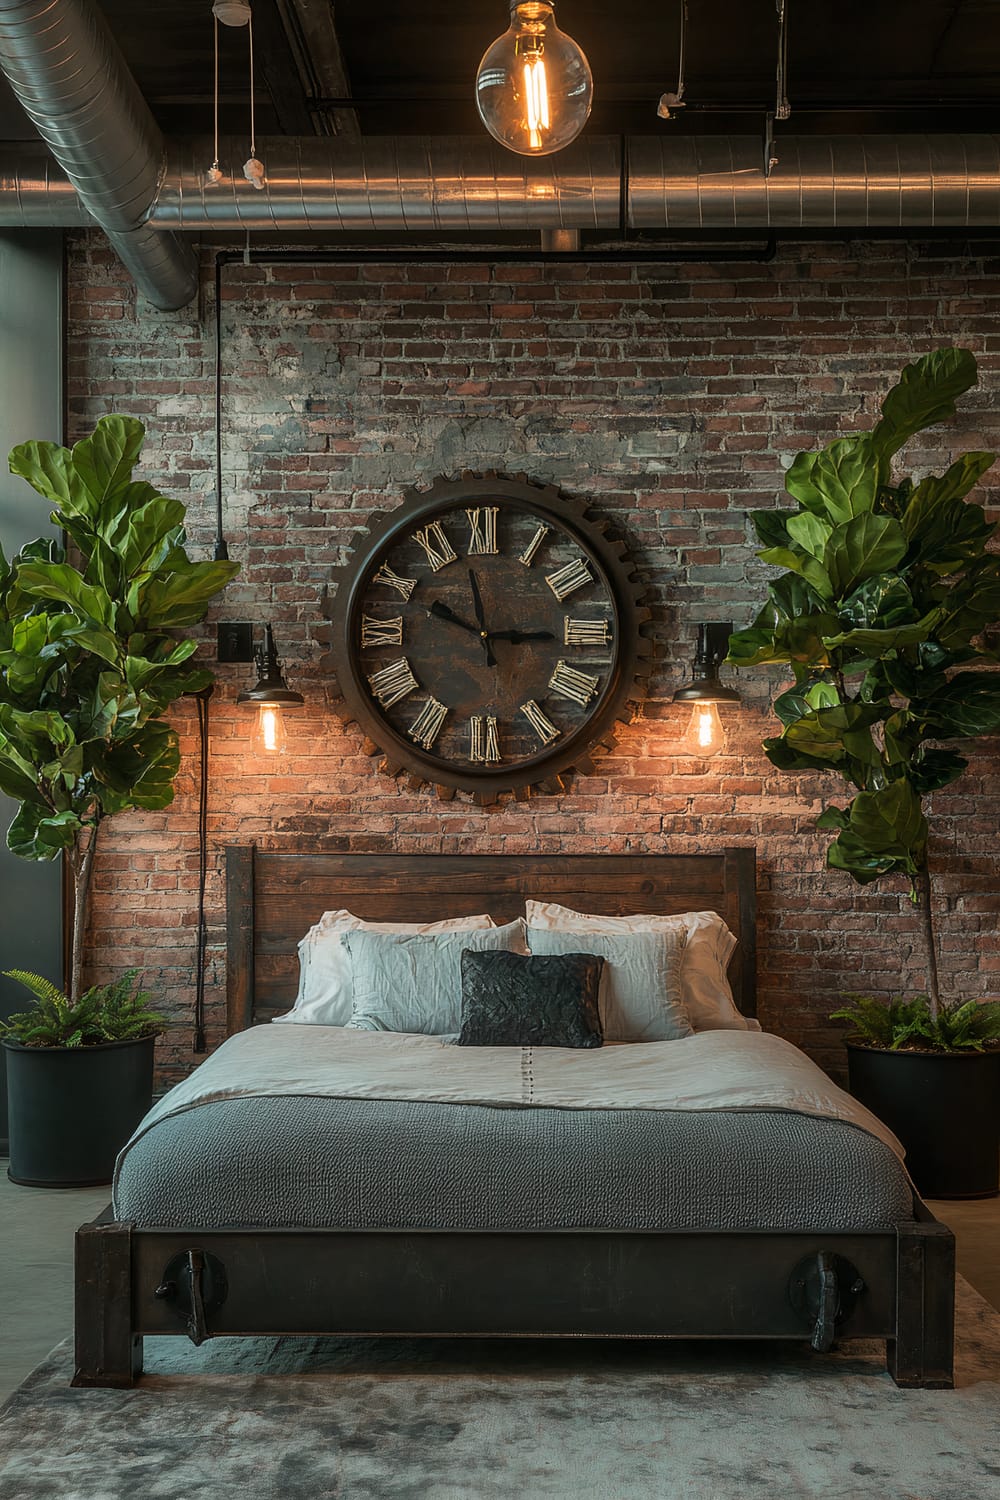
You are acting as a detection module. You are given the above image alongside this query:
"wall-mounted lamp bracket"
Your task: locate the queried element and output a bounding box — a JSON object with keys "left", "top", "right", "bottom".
{"left": 217, "top": 621, "right": 255, "bottom": 663}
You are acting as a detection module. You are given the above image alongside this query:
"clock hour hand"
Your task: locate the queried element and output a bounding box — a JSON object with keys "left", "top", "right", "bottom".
{"left": 427, "top": 599, "right": 480, "bottom": 635}
{"left": 488, "top": 629, "right": 556, "bottom": 643}
{"left": 468, "top": 568, "right": 497, "bottom": 668}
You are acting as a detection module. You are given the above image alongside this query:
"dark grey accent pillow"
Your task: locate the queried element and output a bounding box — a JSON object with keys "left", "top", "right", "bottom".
{"left": 457, "top": 949, "right": 604, "bottom": 1048}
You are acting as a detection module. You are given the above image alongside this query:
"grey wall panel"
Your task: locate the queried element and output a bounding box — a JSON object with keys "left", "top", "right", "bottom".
{"left": 0, "top": 230, "right": 63, "bottom": 1155}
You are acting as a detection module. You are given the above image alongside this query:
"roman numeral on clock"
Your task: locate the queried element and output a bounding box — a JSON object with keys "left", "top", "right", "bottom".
{"left": 409, "top": 697, "right": 448, "bottom": 750}
{"left": 518, "top": 524, "right": 550, "bottom": 567}
{"left": 545, "top": 558, "right": 592, "bottom": 600}
{"left": 360, "top": 614, "right": 403, "bottom": 648}
{"left": 372, "top": 563, "right": 417, "bottom": 599}
{"left": 548, "top": 660, "right": 600, "bottom": 706}
{"left": 367, "top": 656, "right": 419, "bottom": 708}
{"left": 564, "top": 617, "right": 611, "bottom": 646}
{"left": 519, "top": 699, "right": 560, "bottom": 746}
{"left": 466, "top": 507, "right": 499, "bottom": 555}
{"left": 469, "top": 714, "right": 502, "bottom": 763}
{"left": 412, "top": 521, "right": 457, "bottom": 572}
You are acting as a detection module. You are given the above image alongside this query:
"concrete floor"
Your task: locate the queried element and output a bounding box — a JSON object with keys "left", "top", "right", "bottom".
{"left": 1, "top": 1171, "right": 998, "bottom": 1407}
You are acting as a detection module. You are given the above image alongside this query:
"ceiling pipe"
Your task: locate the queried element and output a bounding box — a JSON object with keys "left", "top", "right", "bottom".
{"left": 1, "top": 132, "right": 1000, "bottom": 238}
{"left": 0, "top": 0, "right": 197, "bottom": 308}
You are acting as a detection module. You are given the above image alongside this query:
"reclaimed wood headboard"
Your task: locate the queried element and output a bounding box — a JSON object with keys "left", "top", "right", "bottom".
{"left": 224, "top": 847, "right": 757, "bottom": 1033}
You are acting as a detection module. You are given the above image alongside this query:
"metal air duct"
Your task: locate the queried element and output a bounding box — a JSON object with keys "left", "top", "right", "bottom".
{"left": 1, "top": 132, "right": 1000, "bottom": 244}
{"left": 0, "top": 0, "right": 197, "bottom": 307}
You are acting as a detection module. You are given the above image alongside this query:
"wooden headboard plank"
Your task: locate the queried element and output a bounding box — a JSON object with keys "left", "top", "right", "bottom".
{"left": 225, "top": 847, "right": 757, "bottom": 1030}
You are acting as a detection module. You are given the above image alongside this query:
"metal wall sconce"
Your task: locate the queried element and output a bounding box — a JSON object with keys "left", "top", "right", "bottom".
{"left": 237, "top": 624, "right": 303, "bottom": 754}
{"left": 673, "top": 622, "right": 739, "bottom": 757}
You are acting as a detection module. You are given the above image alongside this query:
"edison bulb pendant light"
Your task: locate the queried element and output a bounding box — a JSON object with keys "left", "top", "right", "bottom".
{"left": 475, "top": 1, "right": 593, "bottom": 156}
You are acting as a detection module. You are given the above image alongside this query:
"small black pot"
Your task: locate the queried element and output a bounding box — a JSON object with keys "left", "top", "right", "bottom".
{"left": 846, "top": 1042, "right": 1000, "bottom": 1199}
{"left": 2, "top": 1034, "right": 155, "bottom": 1188}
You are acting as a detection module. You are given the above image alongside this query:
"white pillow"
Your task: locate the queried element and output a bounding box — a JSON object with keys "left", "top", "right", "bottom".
{"left": 346, "top": 920, "right": 528, "bottom": 1036}
{"left": 525, "top": 901, "right": 749, "bottom": 1033}
{"left": 526, "top": 926, "right": 692, "bottom": 1042}
{"left": 273, "top": 910, "right": 496, "bottom": 1027}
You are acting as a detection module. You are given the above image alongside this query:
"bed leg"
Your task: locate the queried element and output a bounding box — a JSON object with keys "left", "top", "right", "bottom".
{"left": 72, "top": 1220, "right": 143, "bottom": 1388}
{"left": 887, "top": 1219, "right": 955, "bottom": 1389}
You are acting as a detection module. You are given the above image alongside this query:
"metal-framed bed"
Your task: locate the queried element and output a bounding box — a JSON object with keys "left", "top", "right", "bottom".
{"left": 73, "top": 845, "right": 954, "bottom": 1389}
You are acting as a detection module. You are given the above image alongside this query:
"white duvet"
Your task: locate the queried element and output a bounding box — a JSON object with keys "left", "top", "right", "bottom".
{"left": 123, "top": 1024, "right": 904, "bottom": 1163}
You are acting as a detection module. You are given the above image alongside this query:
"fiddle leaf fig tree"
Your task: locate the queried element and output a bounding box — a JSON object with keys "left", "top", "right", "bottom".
{"left": 727, "top": 348, "right": 1000, "bottom": 1020}
{"left": 0, "top": 416, "right": 239, "bottom": 1002}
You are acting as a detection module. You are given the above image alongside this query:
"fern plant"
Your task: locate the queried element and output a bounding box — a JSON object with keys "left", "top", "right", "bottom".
{"left": 0, "top": 968, "right": 165, "bottom": 1048}
{"left": 831, "top": 993, "right": 1000, "bottom": 1053}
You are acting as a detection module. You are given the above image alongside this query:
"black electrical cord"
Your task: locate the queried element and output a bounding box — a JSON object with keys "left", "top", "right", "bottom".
{"left": 213, "top": 255, "right": 229, "bottom": 562}
{"left": 193, "top": 684, "right": 213, "bottom": 1053}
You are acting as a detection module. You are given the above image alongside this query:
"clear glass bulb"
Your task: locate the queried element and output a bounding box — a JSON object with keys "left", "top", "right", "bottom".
{"left": 253, "top": 704, "right": 287, "bottom": 755}
{"left": 683, "top": 702, "right": 726, "bottom": 757}
{"left": 475, "top": 2, "right": 593, "bottom": 156}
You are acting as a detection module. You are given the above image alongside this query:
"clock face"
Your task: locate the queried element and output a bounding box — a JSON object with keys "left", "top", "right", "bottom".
{"left": 330, "top": 477, "right": 650, "bottom": 799}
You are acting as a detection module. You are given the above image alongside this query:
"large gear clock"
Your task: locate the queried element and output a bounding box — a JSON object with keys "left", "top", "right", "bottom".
{"left": 326, "top": 475, "right": 652, "bottom": 802}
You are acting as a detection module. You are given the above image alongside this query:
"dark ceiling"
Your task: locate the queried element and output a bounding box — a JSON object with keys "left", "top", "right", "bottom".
{"left": 1, "top": 0, "right": 999, "bottom": 143}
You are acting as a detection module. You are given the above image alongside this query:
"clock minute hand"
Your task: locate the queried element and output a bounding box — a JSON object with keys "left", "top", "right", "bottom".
{"left": 488, "top": 629, "right": 556, "bottom": 643}
{"left": 468, "top": 568, "right": 497, "bottom": 668}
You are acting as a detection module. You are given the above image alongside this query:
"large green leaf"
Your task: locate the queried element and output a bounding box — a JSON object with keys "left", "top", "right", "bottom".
{"left": 839, "top": 574, "right": 917, "bottom": 631}
{"left": 0, "top": 744, "right": 42, "bottom": 802}
{"left": 785, "top": 435, "right": 880, "bottom": 524}
{"left": 823, "top": 608, "right": 942, "bottom": 657}
{"left": 12, "top": 561, "right": 114, "bottom": 627}
{"left": 90, "top": 721, "right": 180, "bottom": 809}
{"left": 909, "top": 746, "right": 968, "bottom": 794}
{"left": 110, "top": 493, "right": 188, "bottom": 576}
{"left": 781, "top": 702, "right": 882, "bottom": 768}
{"left": 823, "top": 513, "right": 908, "bottom": 598}
{"left": 131, "top": 558, "right": 240, "bottom": 628}
{"left": 66, "top": 416, "right": 146, "bottom": 521}
{"left": 757, "top": 545, "right": 834, "bottom": 599}
{"left": 903, "top": 475, "right": 996, "bottom": 574}
{"left": 787, "top": 510, "right": 834, "bottom": 560}
{"left": 916, "top": 672, "right": 1000, "bottom": 737}
{"left": 870, "top": 348, "right": 979, "bottom": 461}
{"left": 750, "top": 509, "right": 792, "bottom": 550}
{"left": 8, "top": 441, "right": 95, "bottom": 517}
{"left": 827, "top": 780, "right": 927, "bottom": 884}
{"left": 6, "top": 802, "right": 82, "bottom": 861}
{"left": 773, "top": 677, "right": 840, "bottom": 726}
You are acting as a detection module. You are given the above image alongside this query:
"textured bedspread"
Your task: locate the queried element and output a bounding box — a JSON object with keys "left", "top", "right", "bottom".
{"left": 113, "top": 1027, "right": 912, "bottom": 1231}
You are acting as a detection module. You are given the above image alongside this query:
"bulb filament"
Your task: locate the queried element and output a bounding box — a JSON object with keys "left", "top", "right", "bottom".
{"left": 523, "top": 54, "right": 550, "bottom": 150}
{"left": 260, "top": 706, "right": 280, "bottom": 752}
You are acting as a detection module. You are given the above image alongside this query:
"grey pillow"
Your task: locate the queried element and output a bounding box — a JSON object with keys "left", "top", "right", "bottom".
{"left": 346, "top": 919, "right": 527, "bottom": 1035}
{"left": 457, "top": 949, "right": 604, "bottom": 1048}
{"left": 526, "top": 926, "right": 692, "bottom": 1042}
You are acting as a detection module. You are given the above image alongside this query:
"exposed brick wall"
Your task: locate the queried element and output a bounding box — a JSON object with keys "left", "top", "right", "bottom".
{"left": 64, "top": 235, "right": 1000, "bottom": 1085}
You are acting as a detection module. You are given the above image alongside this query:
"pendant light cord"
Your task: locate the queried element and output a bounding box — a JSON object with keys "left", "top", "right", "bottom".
{"left": 212, "top": 16, "right": 220, "bottom": 173}
{"left": 248, "top": 12, "right": 257, "bottom": 158}
{"left": 775, "top": 1, "right": 790, "bottom": 120}
{"left": 193, "top": 685, "right": 213, "bottom": 1053}
{"left": 675, "top": 1, "right": 688, "bottom": 105}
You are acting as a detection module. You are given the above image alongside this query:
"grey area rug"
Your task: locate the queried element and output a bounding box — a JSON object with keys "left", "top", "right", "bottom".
{"left": 1, "top": 1279, "right": 999, "bottom": 1500}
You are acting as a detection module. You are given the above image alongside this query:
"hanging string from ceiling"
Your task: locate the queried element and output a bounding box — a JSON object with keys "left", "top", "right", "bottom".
{"left": 657, "top": 0, "right": 688, "bottom": 120}
{"left": 204, "top": 1, "right": 266, "bottom": 190}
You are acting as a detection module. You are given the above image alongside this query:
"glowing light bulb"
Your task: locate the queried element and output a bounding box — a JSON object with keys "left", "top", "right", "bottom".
{"left": 475, "top": 2, "right": 593, "bottom": 157}
{"left": 684, "top": 702, "right": 726, "bottom": 758}
{"left": 254, "top": 704, "right": 287, "bottom": 755}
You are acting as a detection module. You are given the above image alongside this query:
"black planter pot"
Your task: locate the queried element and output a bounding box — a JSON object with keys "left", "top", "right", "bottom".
{"left": 846, "top": 1042, "right": 1000, "bottom": 1199}
{"left": 2, "top": 1034, "right": 155, "bottom": 1188}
